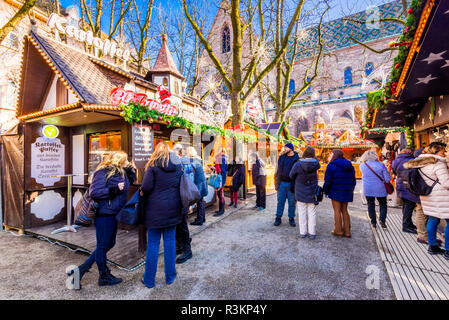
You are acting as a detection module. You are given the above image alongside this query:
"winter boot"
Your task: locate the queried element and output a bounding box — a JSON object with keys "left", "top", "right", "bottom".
{"left": 213, "top": 202, "right": 225, "bottom": 217}
{"left": 176, "top": 238, "right": 192, "bottom": 264}
{"left": 274, "top": 217, "right": 282, "bottom": 226}
{"left": 289, "top": 218, "right": 296, "bottom": 227}
{"left": 428, "top": 245, "right": 445, "bottom": 255}
{"left": 229, "top": 201, "right": 235, "bottom": 207}
{"left": 98, "top": 269, "right": 122, "bottom": 286}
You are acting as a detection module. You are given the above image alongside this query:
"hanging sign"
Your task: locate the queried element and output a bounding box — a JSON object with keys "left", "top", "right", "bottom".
{"left": 110, "top": 87, "right": 178, "bottom": 116}
{"left": 47, "top": 13, "right": 131, "bottom": 62}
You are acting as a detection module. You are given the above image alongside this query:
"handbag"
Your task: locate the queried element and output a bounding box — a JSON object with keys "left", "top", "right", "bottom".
{"left": 180, "top": 168, "right": 201, "bottom": 208}
{"left": 365, "top": 162, "right": 394, "bottom": 195}
{"left": 74, "top": 187, "right": 98, "bottom": 227}
{"left": 116, "top": 191, "right": 142, "bottom": 226}
{"left": 314, "top": 185, "right": 324, "bottom": 204}
{"left": 208, "top": 173, "right": 222, "bottom": 189}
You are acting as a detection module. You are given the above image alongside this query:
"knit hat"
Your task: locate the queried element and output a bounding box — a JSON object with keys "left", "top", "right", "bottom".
{"left": 285, "top": 143, "right": 294, "bottom": 151}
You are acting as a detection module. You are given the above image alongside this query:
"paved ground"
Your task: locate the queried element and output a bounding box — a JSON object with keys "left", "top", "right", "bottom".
{"left": 0, "top": 182, "right": 394, "bottom": 299}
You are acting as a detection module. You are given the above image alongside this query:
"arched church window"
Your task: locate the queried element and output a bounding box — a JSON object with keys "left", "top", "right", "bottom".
{"left": 222, "top": 26, "right": 231, "bottom": 53}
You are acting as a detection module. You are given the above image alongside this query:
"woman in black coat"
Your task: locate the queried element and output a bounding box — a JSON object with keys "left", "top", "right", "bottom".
{"left": 141, "top": 142, "right": 183, "bottom": 289}
{"left": 229, "top": 157, "right": 245, "bottom": 208}
{"left": 69, "top": 151, "right": 136, "bottom": 288}
{"left": 251, "top": 152, "right": 266, "bottom": 210}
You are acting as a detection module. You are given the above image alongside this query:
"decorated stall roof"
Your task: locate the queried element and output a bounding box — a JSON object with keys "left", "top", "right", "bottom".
{"left": 397, "top": 0, "right": 449, "bottom": 100}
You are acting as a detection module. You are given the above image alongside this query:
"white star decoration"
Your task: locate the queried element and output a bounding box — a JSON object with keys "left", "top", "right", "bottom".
{"left": 441, "top": 60, "right": 449, "bottom": 68}
{"left": 416, "top": 74, "right": 437, "bottom": 85}
{"left": 422, "top": 51, "right": 447, "bottom": 64}
{"left": 445, "top": 9, "right": 449, "bottom": 14}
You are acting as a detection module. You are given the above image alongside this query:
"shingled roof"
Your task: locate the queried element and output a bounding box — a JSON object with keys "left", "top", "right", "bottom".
{"left": 147, "top": 34, "right": 185, "bottom": 80}
{"left": 28, "top": 30, "right": 130, "bottom": 104}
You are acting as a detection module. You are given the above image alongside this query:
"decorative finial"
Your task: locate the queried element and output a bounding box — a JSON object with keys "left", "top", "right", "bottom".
{"left": 161, "top": 34, "right": 168, "bottom": 42}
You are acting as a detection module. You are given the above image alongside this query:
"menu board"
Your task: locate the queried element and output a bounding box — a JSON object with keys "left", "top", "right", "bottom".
{"left": 31, "top": 137, "right": 65, "bottom": 186}
{"left": 132, "top": 123, "right": 154, "bottom": 168}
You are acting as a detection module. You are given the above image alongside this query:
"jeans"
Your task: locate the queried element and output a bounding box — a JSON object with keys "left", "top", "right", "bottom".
{"left": 297, "top": 202, "right": 317, "bottom": 235}
{"left": 427, "top": 217, "right": 449, "bottom": 250}
{"left": 143, "top": 226, "right": 177, "bottom": 288}
{"left": 82, "top": 215, "right": 117, "bottom": 273}
{"left": 402, "top": 198, "right": 416, "bottom": 229}
{"left": 276, "top": 181, "right": 296, "bottom": 219}
{"left": 256, "top": 184, "right": 266, "bottom": 208}
{"left": 366, "top": 196, "right": 387, "bottom": 225}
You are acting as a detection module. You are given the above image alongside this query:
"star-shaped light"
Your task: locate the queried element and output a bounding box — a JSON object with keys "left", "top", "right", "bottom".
{"left": 441, "top": 60, "right": 449, "bottom": 68}
{"left": 422, "top": 51, "right": 447, "bottom": 64}
{"left": 422, "top": 118, "right": 425, "bottom": 125}
{"left": 438, "top": 107, "right": 443, "bottom": 117}
{"left": 416, "top": 74, "right": 437, "bottom": 85}
{"left": 429, "top": 112, "right": 433, "bottom": 121}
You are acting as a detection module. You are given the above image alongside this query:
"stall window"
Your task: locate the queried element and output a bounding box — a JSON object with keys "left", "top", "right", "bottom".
{"left": 88, "top": 132, "right": 122, "bottom": 182}
{"left": 163, "top": 77, "right": 168, "bottom": 86}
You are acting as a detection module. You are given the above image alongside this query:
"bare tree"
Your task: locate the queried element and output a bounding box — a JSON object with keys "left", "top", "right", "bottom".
{"left": 0, "top": 0, "right": 36, "bottom": 43}
{"left": 181, "top": 0, "right": 311, "bottom": 127}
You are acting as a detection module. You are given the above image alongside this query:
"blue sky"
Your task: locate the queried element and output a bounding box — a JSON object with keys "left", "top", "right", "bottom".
{"left": 58, "top": 0, "right": 398, "bottom": 32}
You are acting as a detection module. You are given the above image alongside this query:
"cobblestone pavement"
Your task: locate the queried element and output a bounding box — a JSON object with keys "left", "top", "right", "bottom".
{"left": 0, "top": 182, "right": 394, "bottom": 299}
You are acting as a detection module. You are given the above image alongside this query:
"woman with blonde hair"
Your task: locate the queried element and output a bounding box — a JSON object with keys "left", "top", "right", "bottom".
{"left": 70, "top": 151, "right": 136, "bottom": 288}
{"left": 141, "top": 142, "right": 183, "bottom": 288}
{"left": 360, "top": 150, "right": 391, "bottom": 229}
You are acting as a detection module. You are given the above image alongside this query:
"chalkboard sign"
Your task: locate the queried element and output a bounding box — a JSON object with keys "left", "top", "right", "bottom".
{"left": 132, "top": 123, "right": 153, "bottom": 168}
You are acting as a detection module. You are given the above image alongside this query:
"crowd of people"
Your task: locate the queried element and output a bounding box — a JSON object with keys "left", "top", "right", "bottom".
{"left": 68, "top": 139, "right": 449, "bottom": 290}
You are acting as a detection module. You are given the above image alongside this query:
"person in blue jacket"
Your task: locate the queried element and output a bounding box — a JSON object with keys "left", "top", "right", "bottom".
{"left": 68, "top": 151, "right": 136, "bottom": 288}
{"left": 141, "top": 142, "right": 183, "bottom": 288}
{"left": 186, "top": 146, "right": 208, "bottom": 225}
{"left": 360, "top": 150, "right": 391, "bottom": 229}
{"left": 213, "top": 148, "right": 228, "bottom": 217}
{"left": 274, "top": 143, "right": 300, "bottom": 227}
{"left": 323, "top": 149, "right": 356, "bottom": 238}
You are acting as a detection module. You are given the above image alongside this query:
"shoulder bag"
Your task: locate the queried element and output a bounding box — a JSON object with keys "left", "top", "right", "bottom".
{"left": 365, "top": 162, "right": 394, "bottom": 195}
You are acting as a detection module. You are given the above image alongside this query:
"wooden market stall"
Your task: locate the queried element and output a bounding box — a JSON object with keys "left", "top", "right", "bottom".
{"left": 310, "top": 125, "right": 379, "bottom": 179}
{"left": 0, "top": 29, "right": 216, "bottom": 268}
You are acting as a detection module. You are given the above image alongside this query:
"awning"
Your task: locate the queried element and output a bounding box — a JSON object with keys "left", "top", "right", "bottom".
{"left": 372, "top": 98, "right": 426, "bottom": 128}
{"left": 398, "top": 0, "right": 449, "bottom": 100}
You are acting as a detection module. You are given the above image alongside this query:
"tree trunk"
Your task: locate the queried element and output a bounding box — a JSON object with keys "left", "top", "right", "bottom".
{"left": 0, "top": 0, "right": 36, "bottom": 43}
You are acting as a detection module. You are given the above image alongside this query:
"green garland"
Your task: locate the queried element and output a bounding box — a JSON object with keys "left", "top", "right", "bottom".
{"left": 120, "top": 102, "right": 306, "bottom": 147}
{"left": 364, "top": 0, "right": 425, "bottom": 130}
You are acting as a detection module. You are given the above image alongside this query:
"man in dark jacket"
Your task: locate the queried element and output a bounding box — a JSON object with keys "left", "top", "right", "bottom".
{"left": 251, "top": 152, "right": 266, "bottom": 210}
{"left": 392, "top": 147, "right": 419, "bottom": 234}
{"left": 274, "top": 143, "right": 300, "bottom": 226}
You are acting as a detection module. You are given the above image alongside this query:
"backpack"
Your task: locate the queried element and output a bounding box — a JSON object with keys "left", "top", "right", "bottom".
{"left": 74, "top": 187, "right": 98, "bottom": 227}
{"left": 180, "top": 167, "right": 201, "bottom": 208}
{"left": 400, "top": 167, "right": 439, "bottom": 196}
{"left": 314, "top": 185, "right": 324, "bottom": 205}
